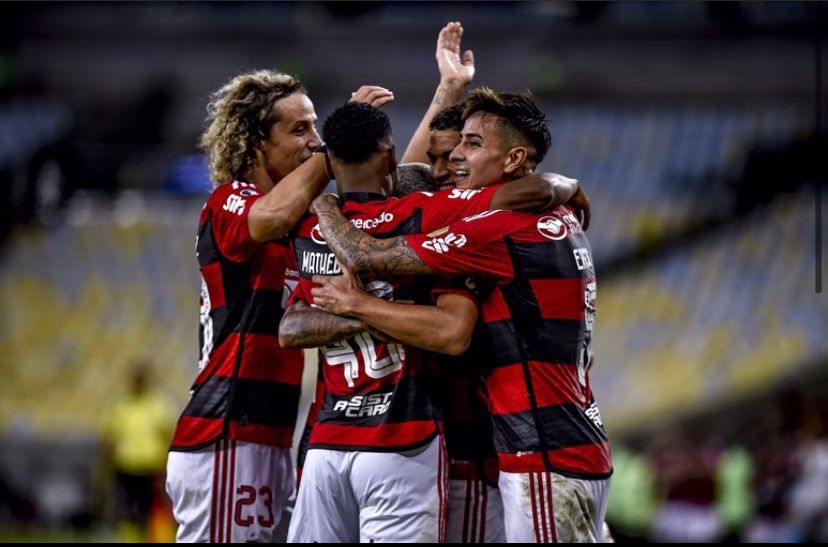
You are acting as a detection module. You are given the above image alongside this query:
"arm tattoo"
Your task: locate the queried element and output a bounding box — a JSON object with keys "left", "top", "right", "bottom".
{"left": 281, "top": 302, "right": 365, "bottom": 348}
{"left": 314, "top": 198, "right": 432, "bottom": 276}
{"left": 432, "top": 86, "right": 447, "bottom": 106}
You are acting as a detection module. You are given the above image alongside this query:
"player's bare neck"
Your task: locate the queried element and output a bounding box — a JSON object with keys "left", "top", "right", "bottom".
{"left": 334, "top": 166, "right": 388, "bottom": 197}
{"left": 247, "top": 163, "right": 276, "bottom": 194}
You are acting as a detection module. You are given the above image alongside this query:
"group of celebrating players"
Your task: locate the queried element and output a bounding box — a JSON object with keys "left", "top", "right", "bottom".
{"left": 164, "top": 21, "right": 612, "bottom": 543}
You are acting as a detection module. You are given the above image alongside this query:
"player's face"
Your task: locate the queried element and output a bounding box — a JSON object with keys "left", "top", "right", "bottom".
{"left": 260, "top": 92, "right": 321, "bottom": 186}
{"left": 427, "top": 129, "right": 461, "bottom": 186}
{"left": 449, "top": 112, "right": 511, "bottom": 189}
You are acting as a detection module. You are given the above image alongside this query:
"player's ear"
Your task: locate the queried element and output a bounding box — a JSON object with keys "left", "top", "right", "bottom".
{"left": 388, "top": 144, "right": 398, "bottom": 174}
{"left": 503, "top": 146, "right": 528, "bottom": 176}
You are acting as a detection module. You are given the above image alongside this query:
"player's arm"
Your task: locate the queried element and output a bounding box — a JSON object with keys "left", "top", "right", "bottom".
{"left": 401, "top": 21, "right": 474, "bottom": 164}
{"left": 248, "top": 153, "right": 330, "bottom": 242}
{"left": 279, "top": 300, "right": 367, "bottom": 348}
{"left": 248, "top": 86, "right": 394, "bottom": 243}
{"left": 490, "top": 173, "right": 591, "bottom": 230}
{"left": 313, "top": 194, "right": 432, "bottom": 277}
{"left": 311, "top": 270, "right": 477, "bottom": 356}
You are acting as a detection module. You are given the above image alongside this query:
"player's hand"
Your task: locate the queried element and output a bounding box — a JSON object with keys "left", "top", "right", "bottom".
{"left": 312, "top": 193, "right": 340, "bottom": 217}
{"left": 567, "top": 186, "right": 591, "bottom": 231}
{"left": 436, "top": 21, "right": 475, "bottom": 87}
{"left": 311, "top": 264, "right": 364, "bottom": 316}
{"left": 349, "top": 85, "right": 395, "bottom": 108}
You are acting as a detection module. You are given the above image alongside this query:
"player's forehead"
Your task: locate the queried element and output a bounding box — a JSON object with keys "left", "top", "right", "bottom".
{"left": 273, "top": 92, "right": 317, "bottom": 125}
{"left": 461, "top": 112, "right": 505, "bottom": 142}
{"left": 429, "top": 129, "right": 461, "bottom": 154}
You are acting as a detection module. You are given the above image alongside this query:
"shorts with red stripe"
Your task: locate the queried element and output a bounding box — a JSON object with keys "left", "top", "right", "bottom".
{"left": 498, "top": 470, "right": 610, "bottom": 543}
{"left": 165, "top": 439, "right": 293, "bottom": 543}
{"left": 447, "top": 477, "right": 505, "bottom": 543}
{"left": 287, "top": 435, "right": 449, "bottom": 543}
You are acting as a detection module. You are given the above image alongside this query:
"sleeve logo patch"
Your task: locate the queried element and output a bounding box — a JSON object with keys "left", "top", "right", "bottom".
{"left": 537, "top": 215, "right": 567, "bottom": 240}
{"left": 222, "top": 194, "right": 246, "bottom": 215}
{"left": 421, "top": 232, "right": 467, "bottom": 254}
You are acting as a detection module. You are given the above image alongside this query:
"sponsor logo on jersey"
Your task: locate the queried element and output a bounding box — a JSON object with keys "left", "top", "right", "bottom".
{"left": 231, "top": 180, "right": 257, "bottom": 190}
{"left": 537, "top": 215, "right": 567, "bottom": 240}
{"left": 230, "top": 181, "right": 259, "bottom": 198}
{"left": 222, "top": 194, "right": 246, "bottom": 215}
{"left": 585, "top": 402, "right": 604, "bottom": 428}
{"left": 421, "top": 232, "right": 467, "bottom": 254}
{"left": 350, "top": 212, "right": 394, "bottom": 231}
{"left": 310, "top": 224, "right": 326, "bottom": 245}
{"left": 332, "top": 392, "right": 394, "bottom": 417}
{"left": 562, "top": 211, "right": 582, "bottom": 234}
{"left": 448, "top": 188, "right": 483, "bottom": 200}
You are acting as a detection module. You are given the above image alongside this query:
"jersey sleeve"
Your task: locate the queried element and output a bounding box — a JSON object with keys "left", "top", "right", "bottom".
{"left": 287, "top": 276, "right": 314, "bottom": 307}
{"left": 209, "top": 182, "right": 264, "bottom": 263}
{"left": 413, "top": 184, "right": 503, "bottom": 234}
{"left": 404, "top": 210, "right": 517, "bottom": 281}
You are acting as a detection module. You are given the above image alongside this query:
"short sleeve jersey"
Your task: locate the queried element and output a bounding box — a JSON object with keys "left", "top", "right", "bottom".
{"left": 290, "top": 186, "right": 500, "bottom": 451}
{"left": 170, "top": 181, "right": 303, "bottom": 451}
{"left": 406, "top": 207, "right": 612, "bottom": 478}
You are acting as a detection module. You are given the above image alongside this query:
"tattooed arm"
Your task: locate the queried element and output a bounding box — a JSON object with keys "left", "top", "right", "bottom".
{"left": 312, "top": 194, "right": 433, "bottom": 278}
{"left": 311, "top": 270, "right": 478, "bottom": 355}
{"left": 278, "top": 300, "right": 367, "bottom": 348}
{"left": 490, "top": 173, "right": 591, "bottom": 230}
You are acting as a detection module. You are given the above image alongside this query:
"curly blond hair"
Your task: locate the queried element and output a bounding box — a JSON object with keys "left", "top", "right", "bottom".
{"left": 200, "top": 70, "right": 305, "bottom": 186}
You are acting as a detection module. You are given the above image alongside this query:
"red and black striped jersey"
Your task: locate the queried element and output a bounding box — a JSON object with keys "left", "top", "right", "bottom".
{"left": 170, "top": 181, "right": 304, "bottom": 451}
{"left": 431, "top": 284, "right": 500, "bottom": 484}
{"left": 406, "top": 206, "right": 612, "bottom": 479}
{"left": 290, "top": 187, "right": 499, "bottom": 451}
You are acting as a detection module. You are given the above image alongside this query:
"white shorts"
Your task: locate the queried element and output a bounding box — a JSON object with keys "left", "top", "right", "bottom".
{"left": 287, "top": 435, "right": 448, "bottom": 543}
{"left": 166, "top": 439, "right": 294, "bottom": 543}
{"left": 446, "top": 478, "right": 506, "bottom": 543}
{"left": 499, "top": 470, "right": 610, "bottom": 543}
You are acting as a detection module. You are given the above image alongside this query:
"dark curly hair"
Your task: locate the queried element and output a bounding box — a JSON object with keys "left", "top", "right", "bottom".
{"left": 322, "top": 102, "right": 393, "bottom": 164}
{"left": 428, "top": 103, "right": 465, "bottom": 132}
{"left": 462, "top": 87, "right": 551, "bottom": 168}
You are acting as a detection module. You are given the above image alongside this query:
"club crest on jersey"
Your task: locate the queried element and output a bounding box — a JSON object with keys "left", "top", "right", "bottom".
{"left": 537, "top": 216, "right": 567, "bottom": 240}
{"left": 310, "top": 224, "right": 326, "bottom": 245}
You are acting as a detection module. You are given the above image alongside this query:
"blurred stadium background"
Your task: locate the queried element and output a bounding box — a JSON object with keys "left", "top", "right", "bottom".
{"left": 0, "top": 1, "right": 825, "bottom": 542}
